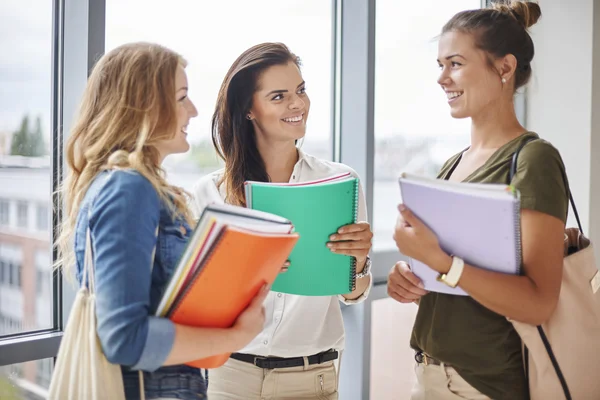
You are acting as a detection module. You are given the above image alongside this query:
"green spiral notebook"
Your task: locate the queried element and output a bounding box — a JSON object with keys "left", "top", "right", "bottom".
{"left": 244, "top": 172, "right": 359, "bottom": 296}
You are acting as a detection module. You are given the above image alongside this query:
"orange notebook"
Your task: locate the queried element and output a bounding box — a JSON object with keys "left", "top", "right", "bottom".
{"left": 167, "top": 225, "right": 299, "bottom": 369}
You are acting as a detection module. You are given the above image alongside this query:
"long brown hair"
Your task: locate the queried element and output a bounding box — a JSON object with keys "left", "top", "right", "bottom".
{"left": 56, "top": 42, "right": 194, "bottom": 276}
{"left": 212, "top": 42, "right": 301, "bottom": 206}
{"left": 442, "top": 1, "right": 541, "bottom": 92}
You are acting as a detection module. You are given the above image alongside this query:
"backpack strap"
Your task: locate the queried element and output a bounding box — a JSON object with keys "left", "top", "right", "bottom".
{"left": 509, "top": 136, "right": 574, "bottom": 400}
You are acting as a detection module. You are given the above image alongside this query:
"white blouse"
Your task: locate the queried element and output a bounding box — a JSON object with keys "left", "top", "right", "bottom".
{"left": 190, "top": 149, "right": 372, "bottom": 357}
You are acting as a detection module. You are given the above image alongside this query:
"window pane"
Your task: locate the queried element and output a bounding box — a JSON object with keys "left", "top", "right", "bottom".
{"left": 0, "top": 358, "right": 53, "bottom": 400}
{"left": 105, "top": 0, "right": 333, "bottom": 193}
{"left": 373, "top": 0, "right": 479, "bottom": 250}
{"left": 370, "top": 298, "right": 418, "bottom": 399}
{"left": 0, "top": 1, "right": 54, "bottom": 336}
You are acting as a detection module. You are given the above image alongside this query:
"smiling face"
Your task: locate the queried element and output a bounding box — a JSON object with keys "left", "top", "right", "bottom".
{"left": 155, "top": 65, "right": 198, "bottom": 160}
{"left": 437, "top": 30, "right": 506, "bottom": 119}
{"left": 247, "top": 61, "right": 310, "bottom": 143}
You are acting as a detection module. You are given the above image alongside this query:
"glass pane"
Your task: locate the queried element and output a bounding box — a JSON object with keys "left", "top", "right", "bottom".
{"left": 0, "top": 358, "right": 53, "bottom": 400}
{"left": 370, "top": 298, "right": 418, "bottom": 399}
{"left": 105, "top": 0, "right": 333, "bottom": 193}
{"left": 373, "top": 0, "right": 480, "bottom": 250}
{"left": 0, "top": 1, "right": 54, "bottom": 336}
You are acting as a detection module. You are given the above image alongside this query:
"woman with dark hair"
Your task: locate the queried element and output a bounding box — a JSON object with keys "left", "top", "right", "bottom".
{"left": 388, "top": 2, "right": 568, "bottom": 399}
{"left": 192, "top": 42, "right": 373, "bottom": 400}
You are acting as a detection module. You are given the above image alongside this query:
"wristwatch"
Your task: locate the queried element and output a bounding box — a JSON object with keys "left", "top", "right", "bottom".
{"left": 355, "top": 256, "right": 372, "bottom": 279}
{"left": 437, "top": 256, "right": 464, "bottom": 288}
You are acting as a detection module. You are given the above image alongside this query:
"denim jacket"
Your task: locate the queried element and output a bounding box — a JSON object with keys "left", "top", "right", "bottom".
{"left": 74, "top": 169, "right": 206, "bottom": 399}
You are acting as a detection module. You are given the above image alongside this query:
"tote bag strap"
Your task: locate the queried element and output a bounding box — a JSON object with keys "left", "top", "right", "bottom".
{"left": 509, "top": 136, "right": 573, "bottom": 400}
{"left": 509, "top": 136, "right": 583, "bottom": 234}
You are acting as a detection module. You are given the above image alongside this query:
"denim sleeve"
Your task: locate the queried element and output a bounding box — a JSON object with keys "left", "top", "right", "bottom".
{"left": 89, "top": 170, "right": 175, "bottom": 371}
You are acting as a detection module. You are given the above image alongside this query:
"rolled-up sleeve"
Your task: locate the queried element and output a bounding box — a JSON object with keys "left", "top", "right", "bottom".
{"left": 89, "top": 170, "right": 175, "bottom": 371}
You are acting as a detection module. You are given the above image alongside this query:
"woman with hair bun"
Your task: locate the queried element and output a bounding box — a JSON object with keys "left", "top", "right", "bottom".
{"left": 388, "top": 2, "right": 567, "bottom": 399}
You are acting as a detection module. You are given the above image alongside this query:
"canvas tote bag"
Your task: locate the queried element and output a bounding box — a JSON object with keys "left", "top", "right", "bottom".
{"left": 508, "top": 138, "right": 600, "bottom": 400}
{"left": 48, "top": 227, "right": 147, "bottom": 400}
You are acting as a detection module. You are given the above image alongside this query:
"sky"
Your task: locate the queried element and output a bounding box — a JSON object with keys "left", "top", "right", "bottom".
{"left": 0, "top": 0, "right": 479, "bottom": 147}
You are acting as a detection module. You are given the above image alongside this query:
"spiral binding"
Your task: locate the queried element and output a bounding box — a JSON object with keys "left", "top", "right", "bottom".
{"left": 349, "top": 178, "right": 359, "bottom": 291}
{"left": 513, "top": 194, "right": 523, "bottom": 275}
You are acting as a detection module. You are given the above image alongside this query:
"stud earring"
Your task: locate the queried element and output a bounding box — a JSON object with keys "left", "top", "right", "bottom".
{"left": 501, "top": 77, "right": 507, "bottom": 84}
{"left": 246, "top": 115, "right": 252, "bottom": 120}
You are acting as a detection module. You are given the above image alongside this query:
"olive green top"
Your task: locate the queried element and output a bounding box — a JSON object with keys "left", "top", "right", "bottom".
{"left": 410, "top": 132, "right": 569, "bottom": 400}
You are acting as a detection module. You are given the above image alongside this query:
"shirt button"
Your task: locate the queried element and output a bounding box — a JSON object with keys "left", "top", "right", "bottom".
{"left": 277, "top": 293, "right": 282, "bottom": 298}
{"left": 292, "top": 175, "right": 296, "bottom": 179}
{"left": 263, "top": 340, "right": 268, "bottom": 345}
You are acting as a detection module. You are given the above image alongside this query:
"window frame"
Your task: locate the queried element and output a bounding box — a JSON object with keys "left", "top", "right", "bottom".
{"left": 0, "top": 0, "right": 108, "bottom": 367}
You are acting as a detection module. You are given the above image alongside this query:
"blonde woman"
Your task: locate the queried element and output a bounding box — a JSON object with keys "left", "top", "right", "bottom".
{"left": 56, "top": 42, "right": 268, "bottom": 400}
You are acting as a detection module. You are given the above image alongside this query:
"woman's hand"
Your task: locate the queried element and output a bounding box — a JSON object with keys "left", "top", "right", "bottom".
{"left": 387, "top": 261, "right": 428, "bottom": 303}
{"left": 393, "top": 204, "right": 448, "bottom": 272}
{"left": 327, "top": 222, "right": 373, "bottom": 268}
{"left": 231, "top": 284, "right": 269, "bottom": 348}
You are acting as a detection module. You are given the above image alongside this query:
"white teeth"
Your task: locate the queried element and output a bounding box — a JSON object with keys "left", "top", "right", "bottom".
{"left": 283, "top": 115, "right": 303, "bottom": 123}
{"left": 447, "top": 91, "right": 463, "bottom": 99}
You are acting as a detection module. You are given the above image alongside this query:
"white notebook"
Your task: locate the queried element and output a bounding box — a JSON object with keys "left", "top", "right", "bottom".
{"left": 398, "top": 173, "right": 522, "bottom": 296}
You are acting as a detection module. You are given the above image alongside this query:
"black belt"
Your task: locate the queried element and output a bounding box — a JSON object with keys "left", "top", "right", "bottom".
{"left": 231, "top": 349, "right": 338, "bottom": 370}
{"left": 415, "top": 351, "right": 444, "bottom": 366}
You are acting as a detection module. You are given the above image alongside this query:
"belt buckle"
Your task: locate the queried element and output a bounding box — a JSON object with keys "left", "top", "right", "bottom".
{"left": 253, "top": 356, "right": 265, "bottom": 367}
{"left": 422, "top": 354, "right": 429, "bottom": 366}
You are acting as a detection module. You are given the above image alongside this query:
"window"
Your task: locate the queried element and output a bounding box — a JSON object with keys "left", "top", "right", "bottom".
{"left": 0, "top": 359, "right": 53, "bottom": 400}
{"left": 0, "top": 0, "right": 54, "bottom": 342}
{"left": 372, "top": 0, "right": 480, "bottom": 250}
{"left": 35, "top": 205, "right": 48, "bottom": 232}
{"left": 16, "top": 202, "right": 28, "bottom": 229}
{"left": 35, "top": 358, "right": 53, "bottom": 391}
{"left": 0, "top": 260, "right": 5, "bottom": 284}
{"left": 105, "top": 0, "right": 334, "bottom": 193}
{"left": 0, "top": 200, "right": 9, "bottom": 225}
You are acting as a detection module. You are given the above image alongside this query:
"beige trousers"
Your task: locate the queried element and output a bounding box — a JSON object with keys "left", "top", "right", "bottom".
{"left": 411, "top": 363, "right": 491, "bottom": 400}
{"left": 207, "top": 357, "right": 339, "bottom": 400}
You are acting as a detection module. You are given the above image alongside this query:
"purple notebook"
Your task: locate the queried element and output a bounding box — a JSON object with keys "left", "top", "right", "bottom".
{"left": 398, "top": 173, "right": 521, "bottom": 296}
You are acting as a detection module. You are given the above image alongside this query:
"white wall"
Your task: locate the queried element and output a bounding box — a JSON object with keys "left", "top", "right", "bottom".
{"left": 526, "top": 0, "right": 600, "bottom": 252}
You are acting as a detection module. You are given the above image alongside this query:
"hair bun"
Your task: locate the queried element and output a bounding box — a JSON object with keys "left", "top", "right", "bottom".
{"left": 492, "top": 1, "right": 541, "bottom": 29}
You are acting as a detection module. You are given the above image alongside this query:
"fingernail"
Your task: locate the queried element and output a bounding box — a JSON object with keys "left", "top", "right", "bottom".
{"left": 327, "top": 243, "right": 333, "bottom": 248}
{"left": 338, "top": 228, "right": 345, "bottom": 234}
{"left": 330, "top": 235, "right": 337, "bottom": 240}
{"left": 418, "top": 282, "right": 424, "bottom": 289}
{"left": 399, "top": 204, "right": 406, "bottom": 212}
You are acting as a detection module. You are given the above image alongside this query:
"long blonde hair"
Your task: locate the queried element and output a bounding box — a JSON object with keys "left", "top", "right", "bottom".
{"left": 56, "top": 42, "right": 194, "bottom": 277}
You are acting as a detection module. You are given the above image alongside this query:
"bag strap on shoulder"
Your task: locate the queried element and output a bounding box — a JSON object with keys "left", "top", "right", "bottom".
{"left": 510, "top": 136, "right": 575, "bottom": 400}
{"left": 509, "top": 136, "right": 583, "bottom": 234}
